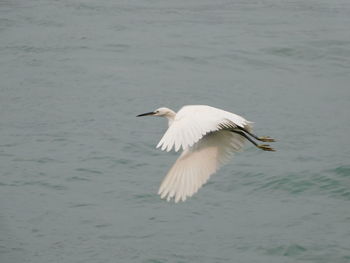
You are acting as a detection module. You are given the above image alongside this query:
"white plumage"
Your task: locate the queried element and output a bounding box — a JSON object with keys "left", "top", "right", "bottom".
{"left": 137, "top": 105, "right": 275, "bottom": 203}
{"left": 157, "top": 105, "right": 250, "bottom": 152}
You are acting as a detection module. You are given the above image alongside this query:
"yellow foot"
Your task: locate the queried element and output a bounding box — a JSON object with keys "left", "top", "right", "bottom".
{"left": 258, "top": 144, "right": 276, "bottom": 151}
{"left": 258, "top": 136, "right": 275, "bottom": 142}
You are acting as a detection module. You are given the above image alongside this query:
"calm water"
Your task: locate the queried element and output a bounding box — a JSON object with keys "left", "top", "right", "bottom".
{"left": 1, "top": 0, "right": 350, "bottom": 262}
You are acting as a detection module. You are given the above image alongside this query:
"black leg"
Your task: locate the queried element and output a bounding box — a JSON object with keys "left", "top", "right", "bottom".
{"left": 232, "top": 130, "right": 258, "bottom": 146}
{"left": 231, "top": 130, "right": 275, "bottom": 151}
{"left": 237, "top": 126, "right": 275, "bottom": 142}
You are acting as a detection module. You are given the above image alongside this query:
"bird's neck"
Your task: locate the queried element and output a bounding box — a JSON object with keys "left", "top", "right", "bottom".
{"left": 165, "top": 110, "right": 176, "bottom": 127}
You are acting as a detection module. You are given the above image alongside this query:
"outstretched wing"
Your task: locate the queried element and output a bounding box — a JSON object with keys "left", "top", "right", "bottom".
{"left": 156, "top": 105, "right": 251, "bottom": 152}
{"left": 158, "top": 130, "right": 247, "bottom": 203}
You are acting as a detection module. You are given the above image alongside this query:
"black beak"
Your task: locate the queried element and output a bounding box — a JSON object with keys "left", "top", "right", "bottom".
{"left": 136, "top": 111, "right": 155, "bottom": 117}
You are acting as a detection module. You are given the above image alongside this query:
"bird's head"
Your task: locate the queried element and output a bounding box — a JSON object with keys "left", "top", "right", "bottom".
{"left": 137, "top": 107, "right": 174, "bottom": 118}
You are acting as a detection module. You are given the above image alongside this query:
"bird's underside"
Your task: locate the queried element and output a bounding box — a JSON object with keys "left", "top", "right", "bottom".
{"left": 158, "top": 121, "right": 275, "bottom": 203}
{"left": 137, "top": 105, "right": 276, "bottom": 203}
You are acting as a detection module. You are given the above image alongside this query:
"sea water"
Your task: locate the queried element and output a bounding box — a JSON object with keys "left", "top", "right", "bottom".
{"left": 1, "top": 0, "right": 350, "bottom": 262}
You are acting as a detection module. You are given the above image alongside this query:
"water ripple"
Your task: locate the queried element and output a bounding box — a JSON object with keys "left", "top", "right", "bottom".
{"left": 260, "top": 244, "right": 307, "bottom": 257}
{"left": 75, "top": 168, "right": 103, "bottom": 175}
{"left": 7, "top": 180, "right": 67, "bottom": 190}
{"left": 331, "top": 165, "right": 350, "bottom": 177}
{"left": 69, "top": 203, "right": 96, "bottom": 208}
{"left": 256, "top": 166, "right": 350, "bottom": 200}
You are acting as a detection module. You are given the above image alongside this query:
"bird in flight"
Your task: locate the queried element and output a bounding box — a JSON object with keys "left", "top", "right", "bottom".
{"left": 137, "top": 105, "right": 275, "bottom": 203}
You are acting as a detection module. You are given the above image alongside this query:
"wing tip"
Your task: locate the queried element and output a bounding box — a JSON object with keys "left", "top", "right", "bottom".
{"left": 158, "top": 194, "right": 188, "bottom": 203}
{"left": 158, "top": 188, "right": 189, "bottom": 203}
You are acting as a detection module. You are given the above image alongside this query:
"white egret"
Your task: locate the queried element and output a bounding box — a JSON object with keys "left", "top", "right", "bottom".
{"left": 137, "top": 105, "right": 275, "bottom": 203}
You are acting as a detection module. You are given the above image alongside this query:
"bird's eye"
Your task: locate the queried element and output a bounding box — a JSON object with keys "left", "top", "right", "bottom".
{"left": 155, "top": 110, "right": 159, "bottom": 113}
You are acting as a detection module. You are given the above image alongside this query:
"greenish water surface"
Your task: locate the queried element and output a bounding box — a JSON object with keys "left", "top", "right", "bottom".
{"left": 1, "top": 0, "right": 350, "bottom": 262}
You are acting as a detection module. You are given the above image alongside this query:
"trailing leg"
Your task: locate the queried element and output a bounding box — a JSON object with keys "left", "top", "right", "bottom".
{"left": 231, "top": 130, "right": 275, "bottom": 151}
{"left": 237, "top": 126, "right": 275, "bottom": 142}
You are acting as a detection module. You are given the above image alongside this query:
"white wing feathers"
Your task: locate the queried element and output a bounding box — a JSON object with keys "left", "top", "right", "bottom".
{"left": 156, "top": 105, "right": 251, "bottom": 152}
{"left": 155, "top": 105, "right": 253, "bottom": 202}
{"left": 158, "top": 131, "right": 246, "bottom": 202}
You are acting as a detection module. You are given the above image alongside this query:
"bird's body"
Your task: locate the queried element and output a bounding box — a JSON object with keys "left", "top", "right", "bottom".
{"left": 137, "top": 105, "right": 275, "bottom": 202}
